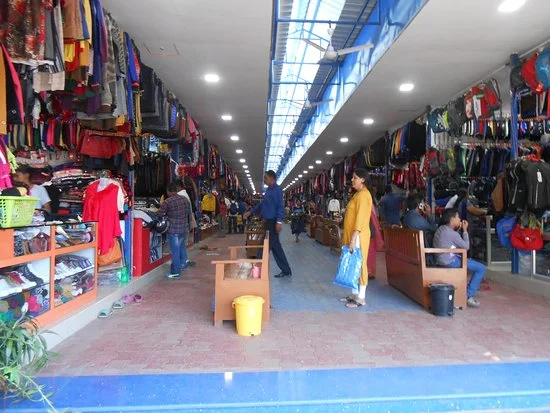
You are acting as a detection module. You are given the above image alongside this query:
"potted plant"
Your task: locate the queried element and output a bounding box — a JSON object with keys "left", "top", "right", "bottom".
{"left": 0, "top": 316, "right": 57, "bottom": 411}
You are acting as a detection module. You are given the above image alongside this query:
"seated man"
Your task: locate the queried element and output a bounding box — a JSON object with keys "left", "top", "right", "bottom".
{"left": 402, "top": 193, "right": 437, "bottom": 247}
{"left": 433, "top": 209, "right": 486, "bottom": 308}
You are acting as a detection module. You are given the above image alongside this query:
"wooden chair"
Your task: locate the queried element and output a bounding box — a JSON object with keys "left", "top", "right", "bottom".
{"left": 384, "top": 227, "right": 467, "bottom": 311}
{"left": 212, "top": 233, "right": 270, "bottom": 326}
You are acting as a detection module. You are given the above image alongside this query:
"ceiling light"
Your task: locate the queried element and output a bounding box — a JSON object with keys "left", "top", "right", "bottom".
{"left": 239, "top": 159, "right": 246, "bottom": 163}
{"left": 308, "top": 165, "right": 313, "bottom": 169}
{"left": 221, "top": 114, "right": 232, "bottom": 121}
{"left": 315, "top": 160, "right": 322, "bottom": 164}
{"left": 236, "top": 149, "right": 243, "bottom": 154}
{"left": 326, "top": 151, "right": 333, "bottom": 155}
{"left": 363, "top": 118, "right": 374, "bottom": 125}
{"left": 245, "top": 169, "right": 249, "bottom": 173}
{"left": 340, "top": 137, "right": 349, "bottom": 143}
{"left": 230, "top": 135, "right": 239, "bottom": 141}
{"left": 243, "top": 165, "right": 248, "bottom": 169}
{"left": 498, "top": 0, "right": 526, "bottom": 12}
{"left": 204, "top": 73, "right": 220, "bottom": 83}
{"left": 299, "top": 174, "right": 303, "bottom": 178}
{"left": 304, "top": 171, "right": 308, "bottom": 174}
{"left": 399, "top": 83, "right": 414, "bottom": 92}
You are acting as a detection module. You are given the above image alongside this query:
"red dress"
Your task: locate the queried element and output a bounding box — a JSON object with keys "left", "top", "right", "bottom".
{"left": 83, "top": 182, "right": 122, "bottom": 255}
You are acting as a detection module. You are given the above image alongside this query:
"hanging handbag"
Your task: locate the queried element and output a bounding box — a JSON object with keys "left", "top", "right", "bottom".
{"left": 98, "top": 238, "right": 123, "bottom": 266}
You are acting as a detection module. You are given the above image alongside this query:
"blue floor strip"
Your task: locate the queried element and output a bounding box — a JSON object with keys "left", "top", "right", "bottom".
{"left": 8, "top": 361, "right": 550, "bottom": 412}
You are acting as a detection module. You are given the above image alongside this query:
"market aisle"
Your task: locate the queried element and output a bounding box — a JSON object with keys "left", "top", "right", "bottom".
{"left": 42, "top": 225, "right": 550, "bottom": 377}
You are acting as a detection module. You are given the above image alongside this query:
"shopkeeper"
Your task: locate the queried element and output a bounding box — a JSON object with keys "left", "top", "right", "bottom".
{"left": 13, "top": 165, "right": 52, "bottom": 213}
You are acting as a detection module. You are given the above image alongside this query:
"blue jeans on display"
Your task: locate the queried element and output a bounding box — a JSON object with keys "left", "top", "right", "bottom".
{"left": 168, "top": 233, "right": 188, "bottom": 275}
{"left": 447, "top": 256, "right": 486, "bottom": 298}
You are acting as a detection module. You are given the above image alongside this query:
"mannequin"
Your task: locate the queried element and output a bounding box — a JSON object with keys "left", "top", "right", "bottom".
{"left": 328, "top": 192, "right": 341, "bottom": 218}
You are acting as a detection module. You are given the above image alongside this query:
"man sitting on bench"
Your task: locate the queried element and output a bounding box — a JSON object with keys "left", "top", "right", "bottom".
{"left": 433, "top": 209, "right": 486, "bottom": 308}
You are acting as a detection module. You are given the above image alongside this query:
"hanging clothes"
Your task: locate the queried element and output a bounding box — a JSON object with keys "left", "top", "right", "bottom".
{"left": 83, "top": 180, "right": 122, "bottom": 255}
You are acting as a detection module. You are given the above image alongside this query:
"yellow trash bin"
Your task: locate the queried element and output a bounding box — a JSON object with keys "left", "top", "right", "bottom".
{"left": 232, "top": 295, "right": 265, "bottom": 336}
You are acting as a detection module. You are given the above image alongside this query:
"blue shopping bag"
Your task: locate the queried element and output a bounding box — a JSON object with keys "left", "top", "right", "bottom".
{"left": 333, "top": 246, "right": 363, "bottom": 290}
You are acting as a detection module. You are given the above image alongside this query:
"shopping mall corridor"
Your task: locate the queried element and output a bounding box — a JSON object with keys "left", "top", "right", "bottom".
{"left": 12, "top": 225, "right": 550, "bottom": 412}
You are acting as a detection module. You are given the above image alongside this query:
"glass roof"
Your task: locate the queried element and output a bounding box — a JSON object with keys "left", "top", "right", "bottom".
{"left": 266, "top": 0, "right": 347, "bottom": 173}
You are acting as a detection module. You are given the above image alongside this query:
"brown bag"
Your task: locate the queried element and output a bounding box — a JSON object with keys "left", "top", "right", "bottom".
{"left": 98, "top": 239, "right": 122, "bottom": 267}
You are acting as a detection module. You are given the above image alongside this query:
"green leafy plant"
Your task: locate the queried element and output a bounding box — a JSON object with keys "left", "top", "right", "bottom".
{"left": 0, "top": 316, "right": 58, "bottom": 411}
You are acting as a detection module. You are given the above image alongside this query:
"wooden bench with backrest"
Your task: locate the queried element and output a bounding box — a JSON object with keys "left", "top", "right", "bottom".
{"left": 245, "top": 222, "right": 265, "bottom": 258}
{"left": 212, "top": 233, "right": 270, "bottom": 326}
{"left": 384, "top": 227, "right": 467, "bottom": 311}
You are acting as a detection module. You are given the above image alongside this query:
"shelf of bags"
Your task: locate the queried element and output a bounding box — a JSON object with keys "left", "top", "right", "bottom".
{"left": 54, "top": 242, "right": 97, "bottom": 256}
{"left": 0, "top": 250, "right": 51, "bottom": 269}
{"left": 54, "top": 266, "right": 94, "bottom": 281}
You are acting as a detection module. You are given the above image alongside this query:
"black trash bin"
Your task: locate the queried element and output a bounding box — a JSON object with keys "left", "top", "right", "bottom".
{"left": 429, "top": 283, "right": 455, "bottom": 317}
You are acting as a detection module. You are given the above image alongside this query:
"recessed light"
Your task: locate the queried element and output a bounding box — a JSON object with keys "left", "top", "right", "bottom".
{"left": 243, "top": 165, "right": 248, "bottom": 169}
{"left": 230, "top": 135, "right": 239, "bottom": 141}
{"left": 363, "top": 118, "right": 374, "bottom": 125}
{"left": 245, "top": 169, "right": 249, "bottom": 173}
{"left": 236, "top": 149, "right": 243, "bottom": 154}
{"left": 340, "top": 137, "right": 349, "bottom": 143}
{"left": 239, "top": 159, "right": 246, "bottom": 163}
{"left": 304, "top": 171, "right": 308, "bottom": 174}
{"left": 308, "top": 165, "right": 313, "bottom": 169}
{"left": 498, "top": 0, "right": 526, "bottom": 12}
{"left": 315, "top": 160, "right": 322, "bottom": 164}
{"left": 299, "top": 174, "right": 303, "bottom": 178}
{"left": 221, "top": 114, "right": 232, "bottom": 121}
{"left": 326, "top": 150, "right": 333, "bottom": 155}
{"left": 204, "top": 73, "right": 220, "bottom": 83}
{"left": 399, "top": 83, "right": 414, "bottom": 92}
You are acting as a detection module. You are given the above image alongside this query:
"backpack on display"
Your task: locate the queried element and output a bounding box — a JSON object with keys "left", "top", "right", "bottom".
{"left": 521, "top": 52, "right": 544, "bottom": 94}
{"left": 446, "top": 148, "right": 456, "bottom": 174}
{"left": 483, "top": 79, "right": 502, "bottom": 116}
{"left": 496, "top": 216, "right": 517, "bottom": 249}
{"left": 535, "top": 48, "right": 550, "bottom": 90}
{"left": 447, "top": 97, "right": 467, "bottom": 135}
{"left": 230, "top": 202, "right": 238, "bottom": 215}
{"left": 426, "top": 148, "right": 441, "bottom": 177}
{"left": 428, "top": 108, "right": 447, "bottom": 133}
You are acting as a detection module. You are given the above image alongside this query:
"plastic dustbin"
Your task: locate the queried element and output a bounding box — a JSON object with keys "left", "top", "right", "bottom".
{"left": 232, "top": 295, "right": 265, "bottom": 336}
{"left": 429, "top": 283, "right": 455, "bottom": 317}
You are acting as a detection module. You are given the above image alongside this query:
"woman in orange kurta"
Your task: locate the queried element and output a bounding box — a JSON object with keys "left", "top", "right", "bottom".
{"left": 340, "top": 168, "right": 373, "bottom": 308}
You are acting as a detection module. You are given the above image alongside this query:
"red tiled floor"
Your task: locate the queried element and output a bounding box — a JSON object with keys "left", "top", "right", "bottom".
{"left": 42, "top": 231, "right": 550, "bottom": 377}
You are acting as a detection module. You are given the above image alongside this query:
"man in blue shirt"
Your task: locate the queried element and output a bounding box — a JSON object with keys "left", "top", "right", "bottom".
{"left": 244, "top": 171, "right": 292, "bottom": 278}
{"left": 402, "top": 193, "right": 438, "bottom": 247}
{"left": 380, "top": 185, "right": 406, "bottom": 226}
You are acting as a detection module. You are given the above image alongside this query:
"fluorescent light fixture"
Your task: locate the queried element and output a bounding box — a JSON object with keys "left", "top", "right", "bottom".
{"left": 304, "top": 171, "right": 308, "bottom": 174}
{"left": 239, "top": 159, "right": 246, "bottom": 163}
{"left": 363, "top": 118, "right": 374, "bottom": 125}
{"left": 498, "top": 0, "right": 526, "bottom": 12}
{"left": 340, "top": 137, "right": 349, "bottom": 143}
{"left": 399, "top": 83, "right": 414, "bottom": 92}
{"left": 308, "top": 165, "right": 313, "bottom": 169}
{"left": 298, "top": 174, "right": 303, "bottom": 178}
{"left": 243, "top": 165, "right": 248, "bottom": 169}
{"left": 204, "top": 73, "right": 220, "bottom": 83}
{"left": 315, "top": 160, "right": 322, "bottom": 164}
{"left": 326, "top": 151, "right": 333, "bottom": 155}
{"left": 221, "top": 114, "right": 232, "bottom": 121}
{"left": 245, "top": 169, "right": 249, "bottom": 173}
{"left": 236, "top": 149, "right": 243, "bottom": 154}
{"left": 230, "top": 135, "right": 239, "bottom": 141}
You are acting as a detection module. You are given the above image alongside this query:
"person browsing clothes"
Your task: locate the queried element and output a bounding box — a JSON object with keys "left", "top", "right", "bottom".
{"left": 433, "top": 209, "right": 486, "bottom": 308}
{"left": 244, "top": 170, "right": 292, "bottom": 278}
{"left": 158, "top": 183, "right": 191, "bottom": 279}
{"left": 339, "top": 168, "right": 373, "bottom": 308}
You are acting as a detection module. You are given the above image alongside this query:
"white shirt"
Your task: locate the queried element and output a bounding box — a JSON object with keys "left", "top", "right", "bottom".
{"left": 29, "top": 185, "right": 51, "bottom": 209}
{"left": 328, "top": 199, "right": 341, "bottom": 213}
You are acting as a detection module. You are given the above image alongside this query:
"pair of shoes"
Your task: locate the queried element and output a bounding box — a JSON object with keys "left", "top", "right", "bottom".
{"left": 467, "top": 297, "right": 480, "bottom": 307}
{"left": 345, "top": 298, "right": 366, "bottom": 308}
{"left": 274, "top": 272, "right": 292, "bottom": 278}
{"left": 339, "top": 295, "right": 357, "bottom": 303}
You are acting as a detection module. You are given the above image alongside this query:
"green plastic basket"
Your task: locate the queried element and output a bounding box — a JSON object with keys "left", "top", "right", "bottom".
{"left": 0, "top": 196, "right": 40, "bottom": 228}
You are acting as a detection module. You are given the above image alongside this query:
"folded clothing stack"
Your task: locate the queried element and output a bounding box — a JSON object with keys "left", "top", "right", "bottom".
{"left": 55, "top": 255, "right": 93, "bottom": 280}
{"left": 14, "top": 228, "right": 50, "bottom": 257}
{"left": 0, "top": 265, "right": 46, "bottom": 299}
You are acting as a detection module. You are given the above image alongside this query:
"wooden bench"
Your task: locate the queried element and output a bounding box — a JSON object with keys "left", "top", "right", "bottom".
{"left": 212, "top": 233, "right": 270, "bottom": 326}
{"left": 383, "top": 227, "right": 467, "bottom": 311}
{"left": 327, "top": 221, "right": 342, "bottom": 253}
{"left": 245, "top": 222, "right": 264, "bottom": 258}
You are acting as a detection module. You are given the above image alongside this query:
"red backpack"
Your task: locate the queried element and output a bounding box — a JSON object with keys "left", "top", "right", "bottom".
{"left": 521, "top": 52, "right": 544, "bottom": 94}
